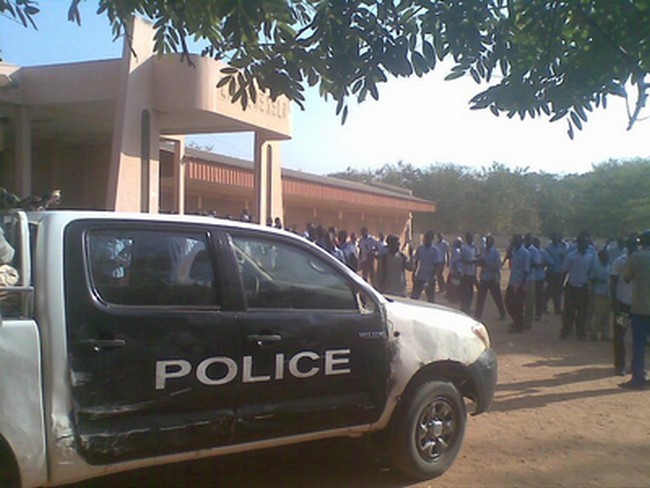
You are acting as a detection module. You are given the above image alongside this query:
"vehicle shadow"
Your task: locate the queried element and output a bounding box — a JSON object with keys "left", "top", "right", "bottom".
{"left": 70, "top": 438, "right": 420, "bottom": 488}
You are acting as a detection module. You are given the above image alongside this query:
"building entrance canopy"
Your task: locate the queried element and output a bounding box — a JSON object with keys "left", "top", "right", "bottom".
{"left": 0, "top": 16, "right": 289, "bottom": 221}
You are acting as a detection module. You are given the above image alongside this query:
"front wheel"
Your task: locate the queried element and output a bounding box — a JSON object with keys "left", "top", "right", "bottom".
{"left": 389, "top": 380, "right": 466, "bottom": 480}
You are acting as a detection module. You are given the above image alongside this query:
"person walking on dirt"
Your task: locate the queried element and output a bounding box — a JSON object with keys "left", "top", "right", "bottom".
{"left": 435, "top": 232, "right": 450, "bottom": 293}
{"left": 505, "top": 234, "right": 530, "bottom": 333}
{"left": 620, "top": 230, "right": 650, "bottom": 389}
{"left": 524, "top": 233, "right": 541, "bottom": 329}
{"left": 377, "top": 235, "right": 412, "bottom": 297}
{"left": 410, "top": 230, "right": 439, "bottom": 303}
{"left": 544, "top": 233, "right": 566, "bottom": 314}
{"left": 358, "top": 227, "right": 378, "bottom": 285}
{"left": 560, "top": 234, "right": 594, "bottom": 340}
{"left": 459, "top": 232, "right": 478, "bottom": 315}
{"left": 610, "top": 236, "right": 637, "bottom": 376}
{"left": 475, "top": 235, "right": 506, "bottom": 321}
{"left": 588, "top": 249, "right": 611, "bottom": 341}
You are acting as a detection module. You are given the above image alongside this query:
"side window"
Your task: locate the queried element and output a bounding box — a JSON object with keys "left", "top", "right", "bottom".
{"left": 87, "top": 229, "right": 220, "bottom": 307}
{"left": 231, "top": 235, "right": 357, "bottom": 310}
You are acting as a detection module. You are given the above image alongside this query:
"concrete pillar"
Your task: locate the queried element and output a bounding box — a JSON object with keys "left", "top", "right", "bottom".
{"left": 106, "top": 17, "right": 160, "bottom": 212}
{"left": 253, "top": 133, "right": 284, "bottom": 226}
{"left": 14, "top": 105, "right": 31, "bottom": 197}
{"left": 171, "top": 137, "right": 186, "bottom": 215}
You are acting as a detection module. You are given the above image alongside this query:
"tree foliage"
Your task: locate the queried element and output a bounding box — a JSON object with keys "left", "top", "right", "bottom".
{"left": 330, "top": 159, "right": 650, "bottom": 239}
{"left": 2, "top": 0, "right": 648, "bottom": 132}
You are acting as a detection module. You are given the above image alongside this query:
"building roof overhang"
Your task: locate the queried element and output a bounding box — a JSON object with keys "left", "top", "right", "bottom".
{"left": 180, "top": 148, "right": 437, "bottom": 213}
{"left": 0, "top": 51, "right": 291, "bottom": 146}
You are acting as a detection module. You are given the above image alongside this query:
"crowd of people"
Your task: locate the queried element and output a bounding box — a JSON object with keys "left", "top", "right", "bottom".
{"left": 284, "top": 219, "right": 649, "bottom": 391}
{"left": 231, "top": 208, "right": 649, "bottom": 391}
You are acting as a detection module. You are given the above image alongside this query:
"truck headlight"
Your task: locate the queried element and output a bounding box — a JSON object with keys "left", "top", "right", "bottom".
{"left": 472, "top": 323, "right": 491, "bottom": 349}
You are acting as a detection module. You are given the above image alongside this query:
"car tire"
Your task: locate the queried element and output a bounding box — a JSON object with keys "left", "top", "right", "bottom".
{"left": 0, "top": 449, "right": 20, "bottom": 488}
{"left": 389, "top": 380, "right": 466, "bottom": 480}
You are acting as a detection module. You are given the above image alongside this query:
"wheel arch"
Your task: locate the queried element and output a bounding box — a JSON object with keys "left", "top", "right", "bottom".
{"left": 397, "top": 360, "right": 477, "bottom": 408}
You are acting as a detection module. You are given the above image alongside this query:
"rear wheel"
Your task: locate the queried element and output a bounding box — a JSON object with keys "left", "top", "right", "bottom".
{"left": 389, "top": 380, "right": 466, "bottom": 480}
{"left": 0, "top": 449, "right": 20, "bottom": 488}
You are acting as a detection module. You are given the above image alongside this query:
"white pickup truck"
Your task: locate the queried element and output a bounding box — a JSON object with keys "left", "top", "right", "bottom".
{"left": 0, "top": 210, "right": 497, "bottom": 487}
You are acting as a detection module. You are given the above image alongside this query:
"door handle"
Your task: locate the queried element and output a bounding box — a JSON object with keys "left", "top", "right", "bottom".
{"left": 78, "top": 338, "right": 127, "bottom": 352}
{"left": 246, "top": 334, "right": 282, "bottom": 346}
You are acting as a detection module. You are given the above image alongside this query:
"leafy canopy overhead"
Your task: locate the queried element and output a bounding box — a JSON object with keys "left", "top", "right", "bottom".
{"left": 3, "top": 0, "right": 649, "bottom": 135}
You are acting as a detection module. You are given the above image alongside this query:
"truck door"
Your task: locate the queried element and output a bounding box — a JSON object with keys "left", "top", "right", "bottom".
{"left": 64, "top": 221, "right": 239, "bottom": 464}
{"left": 227, "top": 232, "right": 390, "bottom": 443}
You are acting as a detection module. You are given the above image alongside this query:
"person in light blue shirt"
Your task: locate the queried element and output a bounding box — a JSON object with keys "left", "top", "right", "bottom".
{"left": 505, "top": 234, "right": 530, "bottom": 332}
{"left": 434, "top": 233, "right": 450, "bottom": 293}
{"left": 474, "top": 235, "right": 506, "bottom": 321}
{"left": 533, "top": 237, "right": 553, "bottom": 320}
{"left": 411, "top": 230, "right": 440, "bottom": 303}
{"left": 589, "top": 249, "right": 611, "bottom": 340}
{"left": 524, "top": 234, "right": 541, "bottom": 329}
{"left": 459, "top": 232, "right": 478, "bottom": 314}
{"left": 544, "top": 233, "right": 565, "bottom": 314}
{"left": 560, "top": 234, "right": 595, "bottom": 340}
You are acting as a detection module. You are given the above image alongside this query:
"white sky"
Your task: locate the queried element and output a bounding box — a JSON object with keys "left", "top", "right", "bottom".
{"left": 2, "top": 2, "right": 648, "bottom": 176}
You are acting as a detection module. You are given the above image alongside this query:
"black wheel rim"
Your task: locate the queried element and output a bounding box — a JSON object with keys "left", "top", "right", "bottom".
{"left": 414, "top": 397, "right": 457, "bottom": 462}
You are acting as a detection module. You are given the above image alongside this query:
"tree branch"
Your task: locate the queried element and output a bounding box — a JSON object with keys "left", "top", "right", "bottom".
{"left": 627, "top": 77, "right": 649, "bottom": 130}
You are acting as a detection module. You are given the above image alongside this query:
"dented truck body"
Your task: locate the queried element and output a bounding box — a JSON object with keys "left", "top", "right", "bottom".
{"left": 0, "top": 210, "right": 496, "bottom": 487}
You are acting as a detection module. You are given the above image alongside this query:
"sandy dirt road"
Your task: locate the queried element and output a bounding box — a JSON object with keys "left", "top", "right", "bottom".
{"left": 70, "top": 295, "right": 650, "bottom": 488}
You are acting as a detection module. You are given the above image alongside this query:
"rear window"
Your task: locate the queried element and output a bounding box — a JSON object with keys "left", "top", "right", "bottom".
{"left": 86, "top": 229, "right": 221, "bottom": 307}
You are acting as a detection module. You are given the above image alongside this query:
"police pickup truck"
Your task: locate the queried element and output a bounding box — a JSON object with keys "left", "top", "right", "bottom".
{"left": 0, "top": 210, "right": 497, "bottom": 487}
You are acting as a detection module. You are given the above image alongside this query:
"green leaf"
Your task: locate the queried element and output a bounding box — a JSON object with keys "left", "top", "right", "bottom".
{"left": 445, "top": 70, "right": 465, "bottom": 81}
{"left": 570, "top": 111, "right": 582, "bottom": 130}
{"left": 422, "top": 40, "right": 436, "bottom": 66}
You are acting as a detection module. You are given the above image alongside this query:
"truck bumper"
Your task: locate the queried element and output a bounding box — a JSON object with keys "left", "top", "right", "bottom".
{"left": 467, "top": 348, "right": 498, "bottom": 415}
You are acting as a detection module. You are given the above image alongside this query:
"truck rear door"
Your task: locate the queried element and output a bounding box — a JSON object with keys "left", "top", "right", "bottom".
{"left": 64, "top": 220, "right": 239, "bottom": 464}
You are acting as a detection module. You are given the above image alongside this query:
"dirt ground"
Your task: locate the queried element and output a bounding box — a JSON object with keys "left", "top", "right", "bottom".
{"left": 73, "top": 293, "right": 650, "bottom": 488}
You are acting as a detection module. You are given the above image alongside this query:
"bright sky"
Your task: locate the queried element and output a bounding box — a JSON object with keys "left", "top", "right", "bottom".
{"left": 2, "top": 2, "right": 648, "bottom": 176}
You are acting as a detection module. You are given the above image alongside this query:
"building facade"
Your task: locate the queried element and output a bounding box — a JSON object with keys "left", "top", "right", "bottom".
{"left": 161, "top": 147, "right": 436, "bottom": 236}
{"left": 1, "top": 16, "right": 435, "bottom": 238}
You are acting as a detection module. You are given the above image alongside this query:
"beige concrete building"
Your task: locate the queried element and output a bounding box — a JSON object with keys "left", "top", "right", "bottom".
{"left": 0, "top": 16, "right": 435, "bottom": 237}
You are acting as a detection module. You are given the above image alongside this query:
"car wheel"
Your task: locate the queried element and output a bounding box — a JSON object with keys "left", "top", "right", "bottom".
{"left": 0, "top": 450, "right": 20, "bottom": 488}
{"left": 389, "top": 380, "right": 466, "bottom": 480}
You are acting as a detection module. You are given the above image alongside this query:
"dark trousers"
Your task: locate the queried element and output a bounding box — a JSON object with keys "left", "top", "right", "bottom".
{"left": 411, "top": 278, "right": 436, "bottom": 303}
{"left": 435, "top": 263, "right": 446, "bottom": 293}
{"left": 534, "top": 280, "right": 545, "bottom": 318}
{"left": 544, "top": 271, "right": 563, "bottom": 314}
{"left": 561, "top": 284, "right": 589, "bottom": 338}
{"left": 630, "top": 314, "right": 650, "bottom": 385}
{"left": 460, "top": 275, "right": 475, "bottom": 314}
{"left": 446, "top": 274, "right": 460, "bottom": 303}
{"left": 360, "top": 259, "right": 374, "bottom": 285}
{"left": 505, "top": 285, "right": 525, "bottom": 330}
{"left": 613, "top": 301, "right": 630, "bottom": 371}
{"left": 475, "top": 279, "right": 506, "bottom": 320}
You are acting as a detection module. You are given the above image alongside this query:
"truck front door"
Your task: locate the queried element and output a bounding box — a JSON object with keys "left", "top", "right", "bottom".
{"left": 227, "top": 232, "right": 390, "bottom": 442}
{"left": 64, "top": 221, "right": 238, "bottom": 464}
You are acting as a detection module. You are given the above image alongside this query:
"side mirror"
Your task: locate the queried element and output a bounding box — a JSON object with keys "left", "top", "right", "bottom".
{"left": 356, "top": 287, "right": 378, "bottom": 315}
